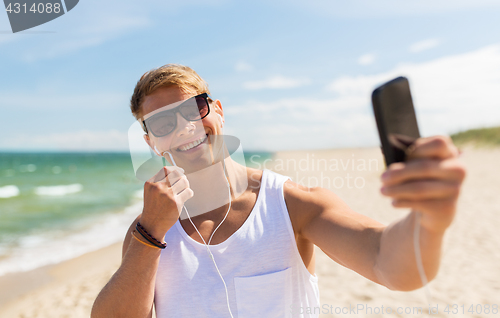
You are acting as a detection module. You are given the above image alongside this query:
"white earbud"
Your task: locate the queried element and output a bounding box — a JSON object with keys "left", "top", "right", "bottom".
{"left": 217, "top": 114, "right": 224, "bottom": 128}
{"left": 153, "top": 145, "right": 162, "bottom": 157}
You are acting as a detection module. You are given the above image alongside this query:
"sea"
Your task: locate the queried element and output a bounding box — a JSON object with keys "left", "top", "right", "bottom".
{"left": 0, "top": 151, "right": 272, "bottom": 276}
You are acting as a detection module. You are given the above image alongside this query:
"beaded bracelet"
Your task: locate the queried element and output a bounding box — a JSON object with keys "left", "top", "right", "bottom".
{"left": 136, "top": 222, "right": 167, "bottom": 249}
{"left": 131, "top": 230, "right": 161, "bottom": 249}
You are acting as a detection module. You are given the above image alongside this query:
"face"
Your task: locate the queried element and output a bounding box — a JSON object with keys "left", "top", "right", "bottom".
{"left": 141, "top": 86, "right": 224, "bottom": 173}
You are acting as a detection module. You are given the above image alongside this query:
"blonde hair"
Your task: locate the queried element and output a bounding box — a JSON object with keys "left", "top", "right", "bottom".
{"left": 130, "top": 64, "right": 211, "bottom": 119}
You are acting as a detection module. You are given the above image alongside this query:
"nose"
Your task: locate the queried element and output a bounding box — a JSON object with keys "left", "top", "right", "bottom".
{"left": 174, "top": 112, "right": 195, "bottom": 137}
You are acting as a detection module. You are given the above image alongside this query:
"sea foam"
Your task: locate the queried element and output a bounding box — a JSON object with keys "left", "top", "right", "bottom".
{"left": 35, "top": 184, "right": 83, "bottom": 196}
{"left": 0, "top": 201, "right": 143, "bottom": 276}
{"left": 0, "top": 185, "right": 20, "bottom": 198}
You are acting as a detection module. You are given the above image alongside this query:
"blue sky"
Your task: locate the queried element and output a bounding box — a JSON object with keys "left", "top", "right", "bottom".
{"left": 1, "top": 0, "right": 500, "bottom": 151}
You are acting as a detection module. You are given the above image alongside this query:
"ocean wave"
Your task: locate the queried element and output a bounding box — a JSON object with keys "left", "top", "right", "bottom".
{"left": 134, "top": 189, "right": 144, "bottom": 199}
{"left": 35, "top": 184, "right": 83, "bottom": 196}
{"left": 0, "top": 185, "right": 20, "bottom": 199}
{"left": 0, "top": 201, "right": 143, "bottom": 276}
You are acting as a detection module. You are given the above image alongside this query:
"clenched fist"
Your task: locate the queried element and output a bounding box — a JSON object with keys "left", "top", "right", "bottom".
{"left": 139, "top": 166, "right": 194, "bottom": 239}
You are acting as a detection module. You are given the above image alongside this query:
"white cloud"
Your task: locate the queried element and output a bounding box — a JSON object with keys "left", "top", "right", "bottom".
{"left": 327, "top": 44, "right": 500, "bottom": 135}
{"left": 242, "top": 75, "right": 311, "bottom": 90}
{"left": 0, "top": 90, "right": 127, "bottom": 111}
{"left": 227, "top": 96, "right": 375, "bottom": 150}
{"left": 22, "top": 15, "right": 150, "bottom": 61}
{"left": 0, "top": 35, "right": 18, "bottom": 46}
{"left": 227, "top": 96, "right": 366, "bottom": 116}
{"left": 227, "top": 44, "right": 500, "bottom": 151}
{"left": 409, "top": 38, "right": 441, "bottom": 53}
{"left": 235, "top": 61, "right": 253, "bottom": 72}
{"left": 3, "top": 1, "right": 152, "bottom": 61}
{"left": 1, "top": 130, "right": 129, "bottom": 151}
{"left": 326, "top": 74, "right": 388, "bottom": 97}
{"left": 229, "top": 110, "right": 377, "bottom": 151}
{"left": 358, "top": 53, "right": 376, "bottom": 65}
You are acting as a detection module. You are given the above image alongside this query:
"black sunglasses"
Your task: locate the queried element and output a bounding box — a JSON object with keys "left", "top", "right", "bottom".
{"left": 142, "top": 93, "right": 211, "bottom": 137}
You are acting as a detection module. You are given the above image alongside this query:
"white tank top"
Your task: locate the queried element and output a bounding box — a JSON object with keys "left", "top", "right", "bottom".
{"left": 154, "top": 169, "right": 320, "bottom": 318}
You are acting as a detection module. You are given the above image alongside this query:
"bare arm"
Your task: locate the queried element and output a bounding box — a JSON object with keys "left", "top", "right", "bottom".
{"left": 373, "top": 211, "right": 445, "bottom": 290}
{"left": 91, "top": 166, "right": 193, "bottom": 318}
{"left": 91, "top": 216, "right": 158, "bottom": 318}
{"left": 374, "top": 136, "right": 466, "bottom": 290}
{"left": 285, "top": 184, "right": 386, "bottom": 284}
{"left": 287, "top": 135, "right": 466, "bottom": 291}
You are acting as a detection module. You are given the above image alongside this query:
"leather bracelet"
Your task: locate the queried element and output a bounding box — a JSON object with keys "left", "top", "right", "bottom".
{"left": 131, "top": 230, "right": 161, "bottom": 249}
{"left": 136, "top": 222, "right": 167, "bottom": 249}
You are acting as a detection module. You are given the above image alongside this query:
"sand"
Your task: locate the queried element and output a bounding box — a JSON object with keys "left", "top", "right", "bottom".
{"left": 0, "top": 243, "right": 122, "bottom": 318}
{"left": 1, "top": 146, "right": 499, "bottom": 318}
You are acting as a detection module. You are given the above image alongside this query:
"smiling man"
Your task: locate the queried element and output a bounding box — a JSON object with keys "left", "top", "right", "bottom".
{"left": 91, "top": 64, "right": 467, "bottom": 318}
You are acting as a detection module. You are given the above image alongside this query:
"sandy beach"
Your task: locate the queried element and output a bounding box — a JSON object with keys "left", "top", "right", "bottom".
{"left": 1, "top": 146, "right": 499, "bottom": 318}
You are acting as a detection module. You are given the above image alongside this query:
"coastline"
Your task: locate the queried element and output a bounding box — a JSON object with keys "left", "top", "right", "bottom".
{"left": 1, "top": 146, "right": 499, "bottom": 318}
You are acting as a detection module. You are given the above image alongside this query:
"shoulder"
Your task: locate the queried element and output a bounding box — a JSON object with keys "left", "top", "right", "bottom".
{"left": 246, "top": 167, "right": 263, "bottom": 191}
{"left": 282, "top": 180, "right": 350, "bottom": 235}
{"left": 283, "top": 180, "right": 342, "bottom": 211}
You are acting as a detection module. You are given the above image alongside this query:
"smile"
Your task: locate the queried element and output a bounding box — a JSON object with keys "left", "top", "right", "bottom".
{"left": 177, "top": 135, "right": 208, "bottom": 152}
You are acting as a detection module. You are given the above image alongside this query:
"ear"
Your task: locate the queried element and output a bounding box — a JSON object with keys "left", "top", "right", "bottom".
{"left": 143, "top": 134, "right": 162, "bottom": 157}
{"left": 213, "top": 99, "right": 224, "bottom": 122}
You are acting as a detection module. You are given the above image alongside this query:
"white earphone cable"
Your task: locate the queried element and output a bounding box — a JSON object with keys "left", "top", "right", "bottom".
{"left": 163, "top": 138, "right": 234, "bottom": 318}
{"left": 413, "top": 211, "right": 433, "bottom": 307}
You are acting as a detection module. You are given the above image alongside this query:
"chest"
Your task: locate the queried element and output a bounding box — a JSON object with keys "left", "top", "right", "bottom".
{"left": 178, "top": 187, "right": 259, "bottom": 245}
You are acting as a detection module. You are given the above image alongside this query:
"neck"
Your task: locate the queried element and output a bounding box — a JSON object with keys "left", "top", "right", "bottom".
{"left": 180, "top": 156, "right": 248, "bottom": 220}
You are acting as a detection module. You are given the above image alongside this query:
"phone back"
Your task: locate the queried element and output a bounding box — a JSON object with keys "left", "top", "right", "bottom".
{"left": 372, "top": 77, "right": 421, "bottom": 166}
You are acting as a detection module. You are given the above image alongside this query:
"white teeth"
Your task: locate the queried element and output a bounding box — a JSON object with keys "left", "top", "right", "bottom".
{"left": 178, "top": 135, "right": 207, "bottom": 151}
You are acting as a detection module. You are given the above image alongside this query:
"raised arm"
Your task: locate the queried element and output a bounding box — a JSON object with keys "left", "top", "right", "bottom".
{"left": 286, "top": 135, "right": 466, "bottom": 291}
{"left": 91, "top": 166, "right": 193, "bottom": 318}
{"left": 375, "top": 136, "right": 466, "bottom": 290}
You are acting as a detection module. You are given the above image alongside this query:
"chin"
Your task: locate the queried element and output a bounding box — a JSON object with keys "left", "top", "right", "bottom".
{"left": 174, "top": 148, "right": 213, "bottom": 173}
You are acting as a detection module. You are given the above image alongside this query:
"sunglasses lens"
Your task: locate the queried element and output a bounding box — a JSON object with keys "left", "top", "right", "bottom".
{"left": 179, "top": 96, "right": 209, "bottom": 121}
{"left": 147, "top": 113, "right": 176, "bottom": 137}
{"left": 196, "top": 95, "right": 210, "bottom": 119}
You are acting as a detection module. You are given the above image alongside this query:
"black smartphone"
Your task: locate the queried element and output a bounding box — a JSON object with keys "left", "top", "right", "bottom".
{"left": 371, "top": 76, "right": 421, "bottom": 167}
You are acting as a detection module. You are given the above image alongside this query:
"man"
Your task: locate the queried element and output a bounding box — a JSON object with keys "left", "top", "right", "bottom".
{"left": 91, "top": 64, "right": 466, "bottom": 318}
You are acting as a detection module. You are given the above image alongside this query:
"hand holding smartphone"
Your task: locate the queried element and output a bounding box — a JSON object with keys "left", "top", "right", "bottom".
{"left": 371, "top": 77, "right": 435, "bottom": 303}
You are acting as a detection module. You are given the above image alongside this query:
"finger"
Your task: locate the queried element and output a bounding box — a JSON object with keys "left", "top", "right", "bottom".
{"left": 166, "top": 168, "right": 186, "bottom": 186}
{"left": 147, "top": 168, "right": 166, "bottom": 183}
{"left": 171, "top": 175, "right": 190, "bottom": 195}
{"left": 381, "top": 180, "right": 460, "bottom": 200}
{"left": 177, "top": 187, "right": 194, "bottom": 203}
{"left": 149, "top": 166, "right": 184, "bottom": 184}
{"left": 382, "top": 159, "right": 466, "bottom": 186}
{"left": 406, "top": 136, "right": 459, "bottom": 160}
